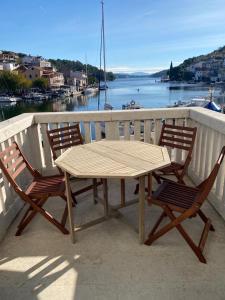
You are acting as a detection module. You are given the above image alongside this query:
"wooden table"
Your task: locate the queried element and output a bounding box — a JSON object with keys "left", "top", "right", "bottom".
{"left": 55, "top": 140, "right": 170, "bottom": 244}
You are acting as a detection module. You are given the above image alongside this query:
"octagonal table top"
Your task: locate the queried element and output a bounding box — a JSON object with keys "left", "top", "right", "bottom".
{"left": 55, "top": 140, "right": 171, "bottom": 179}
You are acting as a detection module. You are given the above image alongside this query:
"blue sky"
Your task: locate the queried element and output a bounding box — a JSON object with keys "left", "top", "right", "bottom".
{"left": 1, "top": 0, "right": 225, "bottom": 73}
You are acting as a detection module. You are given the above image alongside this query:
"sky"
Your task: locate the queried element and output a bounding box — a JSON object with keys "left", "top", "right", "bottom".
{"left": 1, "top": 0, "right": 225, "bottom": 73}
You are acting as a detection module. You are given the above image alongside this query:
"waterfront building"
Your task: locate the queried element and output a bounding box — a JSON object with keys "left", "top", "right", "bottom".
{"left": 21, "top": 55, "right": 52, "bottom": 68}
{"left": 43, "top": 71, "right": 64, "bottom": 88}
{"left": 0, "top": 51, "right": 18, "bottom": 63}
{"left": 66, "top": 71, "right": 87, "bottom": 91}
{"left": 22, "top": 66, "right": 44, "bottom": 80}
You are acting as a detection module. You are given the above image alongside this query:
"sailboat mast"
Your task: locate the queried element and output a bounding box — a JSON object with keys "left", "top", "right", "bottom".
{"left": 101, "top": 0, "right": 107, "bottom": 103}
{"left": 85, "top": 54, "right": 88, "bottom": 87}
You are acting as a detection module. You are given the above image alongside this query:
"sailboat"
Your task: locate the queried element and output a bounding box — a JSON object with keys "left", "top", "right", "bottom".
{"left": 98, "top": 1, "right": 112, "bottom": 110}
{"left": 84, "top": 55, "right": 98, "bottom": 95}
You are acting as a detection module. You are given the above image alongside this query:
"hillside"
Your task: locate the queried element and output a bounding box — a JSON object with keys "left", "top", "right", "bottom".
{"left": 49, "top": 59, "right": 115, "bottom": 82}
{"left": 181, "top": 45, "right": 225, "bottom": 67}
{"left": 1, "top": 50, "right": 115, "bottom": 83}
{"left": 151, "top": 45, "right": 225, "bottom": 80}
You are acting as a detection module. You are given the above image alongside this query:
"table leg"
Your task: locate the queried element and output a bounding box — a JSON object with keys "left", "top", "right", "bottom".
{"left": 103, "top": 179, "right": 109, "bottom": 217}
{"left": 64, "top": 171, "right": 75, "bottom": 243}
{"left": 139, "top": 175, "right": 145, "bottom": 244}
{"left": 93, "top": 178, "right": 98, "bottom": 204}
{"left": 147, "top": 173, "right": 152, "bottom": 197}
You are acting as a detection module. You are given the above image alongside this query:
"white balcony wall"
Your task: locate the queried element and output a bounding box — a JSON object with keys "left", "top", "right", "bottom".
{"left": 0, "top": 107, "right": 224, "bottom": 241}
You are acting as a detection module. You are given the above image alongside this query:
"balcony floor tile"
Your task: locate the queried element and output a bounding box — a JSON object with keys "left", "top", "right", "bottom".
{"left": 0, "top": 176, "right": 225, "bottom": 300}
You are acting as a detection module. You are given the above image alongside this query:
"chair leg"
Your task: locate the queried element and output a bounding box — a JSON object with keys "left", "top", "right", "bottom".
{"left": 38, "top": 206, "right": 69, "bottom": 234}
{"left": 121, "top": 179, "right": 125, "bottom": 207}
{"left": 198, "top": 209, "right": 215, "bottom": 231}
{"left": 17, "top": 197, "right": 69, "bottom": 235}
{"left": 152, "top": 171, "right": 161, "bottom": 184}
{"left": 166, "top": 209, "right": 207, "bottom": 264}
{"left": 16, "top": 198, "right": 47, "bottom": 236}
{"left": 93, "top": 179, "right": 98, "bottom": 204}
{"left": 134, "top": 180, "right": 152, "bottom": 196}
{"left": 71, "top": 189, "right": 77, "bottom": 206}
{"left": 134, "top": 183, "right": 139, "bottom": 195}
{"left": 148, "top": 211, "right": 166, "bottom": 237}
{"left": 145, "top": 206, "right": 207, "bottom": 263}
{"left": 61, "top": 205, "right": 68, "bottom": 227}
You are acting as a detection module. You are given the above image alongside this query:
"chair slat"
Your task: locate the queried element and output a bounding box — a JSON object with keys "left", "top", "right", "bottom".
{"left": 12, "top": 162, "right": 27, "bottom": 179}
{"left": 51, "top": 131, "right": 80, "bottom": 140}
{"left": 161, "top": 141, "right": 190, "bottom": 151}
{"left": 7, "top": 156, "right": 24, "bottom": 172}
{"left": 53, "top": 140, "right": 82, "bottom": 151}
{"left": 163, "top": 124, "right": 195, "bottom": 132}
{"left": 48, "top": 124, "right": 79, "bottom": 134}
{"left": 2, "top": 150, "right": 20, "bottom": 165}
{"left": 52, "top": 136, "right": 82, "bottom": 147}
{"left": 0, "top": 143, "right": 17, "bottom": 158}
{"left": 162, "top": 136, "right": 193, "bottom": 146}
{"left": 163, "top": 129, "right": 194, "bottom": 139}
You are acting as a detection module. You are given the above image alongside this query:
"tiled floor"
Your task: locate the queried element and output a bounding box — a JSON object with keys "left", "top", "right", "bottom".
{"left": 0, "top": 177, "right": 225, "bottom": 300}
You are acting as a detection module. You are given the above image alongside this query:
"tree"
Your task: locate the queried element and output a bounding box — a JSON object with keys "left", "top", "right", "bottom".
{"left": 169, "top": 61, "right": 173, "bottom": 80}
{"left": 0, "top": 71, "right": 31, "bottom": 93}
{"left": 49, "top": 59, "right": 116, "bottom": 83}
{"left": 32, "top": 77, "right": 48, "bottom": 90}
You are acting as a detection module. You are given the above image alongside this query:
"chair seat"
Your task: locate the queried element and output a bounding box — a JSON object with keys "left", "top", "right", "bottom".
{"left": 26, "top": 175, "right": 65, "bottom": 198}
{"left": 158, "top": 162, "right": 183, "bottom": 174}
{"left": 152, "top": 180, "right": 200, "bottom": 210}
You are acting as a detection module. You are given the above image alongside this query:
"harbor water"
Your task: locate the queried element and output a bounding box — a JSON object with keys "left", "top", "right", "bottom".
{"left": 0, "top": 77, "right": 222, "bottom": 121}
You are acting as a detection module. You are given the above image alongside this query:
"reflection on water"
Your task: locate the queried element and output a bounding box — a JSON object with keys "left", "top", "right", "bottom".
{"left": 0, "top": 77, "right": 221, "bottom": 121}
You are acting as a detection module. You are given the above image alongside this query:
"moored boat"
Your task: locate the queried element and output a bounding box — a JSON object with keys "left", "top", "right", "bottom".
{"left": 122, "top": 100, "right": 142, "bottom": 110}
{"left": 0, "top": 96, "right": 21, "bottom": 102}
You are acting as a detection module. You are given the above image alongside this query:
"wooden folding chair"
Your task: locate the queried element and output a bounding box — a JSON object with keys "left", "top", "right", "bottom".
{"left": 134, "top": 123, "right": 197, "bottom": 195}
{"left": 153, "top": 123, "right": 197, "bottom": 184}
{"left": 47, "top": 124, "right": 102, "bottom": 200}
{"left": 0, "top": 142, "right": 69, "bottom": 236}
{"left": 145, "top": 146, "right": 225, "bottom": 263}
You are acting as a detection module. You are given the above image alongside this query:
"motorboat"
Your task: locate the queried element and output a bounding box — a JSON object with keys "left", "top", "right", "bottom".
{"left": 0, "top": 96, "right": 21, "bottom": 102}
{"left": 84, "top": 87, "right": 99, "bottom": 95}
{"left": 122, "top": 100, "right": 142, "bottom": 110}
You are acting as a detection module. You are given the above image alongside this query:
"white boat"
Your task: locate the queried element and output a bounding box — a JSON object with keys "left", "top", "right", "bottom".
{"left": 104, "top": 103, "right": 113, "bottom": 110}
{"left": 0, "top": 96, "right": 21, "bottom": 102}
{"left": 122, "top": 100, "right": 142, "bottom": 110}
{"left": 84, "top": 87, "right": 98, "bottom": 95}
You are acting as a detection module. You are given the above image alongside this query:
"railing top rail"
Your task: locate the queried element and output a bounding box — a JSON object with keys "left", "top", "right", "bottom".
{"left": 1, "top": 107, "right": 225, "bottom": 143}
{"left": 33, "top": 107, "right": 190, "bottom": 123}
{"left": 0, "top": 113, "right": 34, "bottom": 144}
{"left": 189, "top": 107, "right": 225, "bottom": 135}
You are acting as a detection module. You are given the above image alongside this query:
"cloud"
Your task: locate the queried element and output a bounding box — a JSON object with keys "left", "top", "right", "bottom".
{"left": 108, "top": 66, "right": 166, "bottom": 74}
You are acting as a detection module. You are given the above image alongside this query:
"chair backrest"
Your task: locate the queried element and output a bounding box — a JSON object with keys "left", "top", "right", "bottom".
{"left": 0, "top": 142, "right": 39, "bottom": 194}
{"left": 196, "top": 146, "right": 225, "bottom": 206}
{"left": 47, "top": 124, "right": 83, "bottom": 161}
{"left": 159, "top": 123, "right": 197, "bottom": 159}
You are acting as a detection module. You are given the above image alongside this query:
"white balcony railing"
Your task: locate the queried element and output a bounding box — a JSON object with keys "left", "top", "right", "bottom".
{"left": 0, "top": 107, "right": 225, "bottom": 240}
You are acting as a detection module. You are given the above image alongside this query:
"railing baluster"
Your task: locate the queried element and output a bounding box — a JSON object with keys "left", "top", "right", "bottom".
{"left": 174, "top": 119, "right": 183, "bottom": 163}
{"left": 154, "top": 119, "right": 161, "bottom": 145}
{"left": 144, "top": 120, "right": 152, "bottom": 143}
{"left": 215, "top": 134, "right": 225, "bottom": 197}
{"left": 124, "top": 121, "right": 130, "bottom": 140}
{"left": 83, "top": 122, "right": 91, "bottom": 143}
{"left": 105, "top": 121, "right": 118, "bottom": 140}
{"left": 95, "top": 122, "right": 102, "bottom": 141}
{"left": 165, "top": 119, "right": 173, "bottom": 157}
{"left": 40, "top": 123, "right": 53, "bottom": 170}
{"left": 134, "top": 120, "right": 141, "bottom": 141}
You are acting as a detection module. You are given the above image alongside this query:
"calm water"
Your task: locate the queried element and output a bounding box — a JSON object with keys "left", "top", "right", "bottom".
{"left": 0, "top": 77, "right": 219, "bottom": 121}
